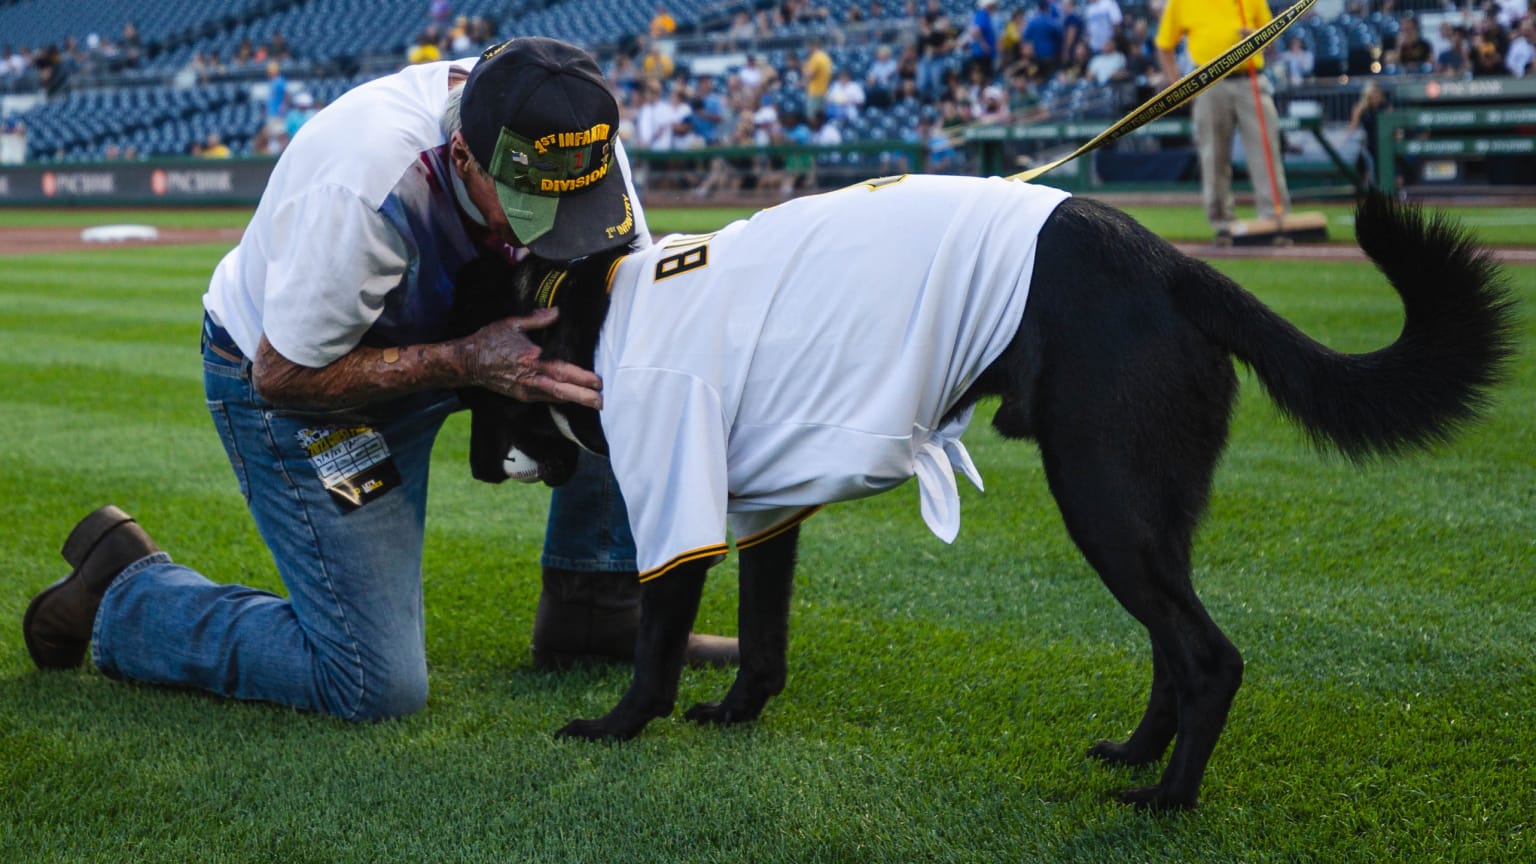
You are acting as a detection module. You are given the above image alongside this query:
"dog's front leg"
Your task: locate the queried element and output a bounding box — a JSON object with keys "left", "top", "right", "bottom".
{"left": 555, "top": 562, "right": 710, "bottom": 742}
{"left": 686, "top": 525, "right": 800, "bottom": 725}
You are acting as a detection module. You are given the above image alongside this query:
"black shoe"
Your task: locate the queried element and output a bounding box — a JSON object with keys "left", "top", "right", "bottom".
{"left": 531, "top": 567, "right": 739, "bottom": 670}
{"left": 23, "top": 505, "right": 161, "bottom": 669}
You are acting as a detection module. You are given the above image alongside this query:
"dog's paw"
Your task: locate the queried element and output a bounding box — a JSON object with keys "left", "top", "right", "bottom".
{"left": 1087, "top": 739, "right": 1165, "bottom": 767}
{"left": 1116, "top": 784, "right": 1197, "bottom": 812}
{"left": 683, "top": 700, "right": 760, "bottom": 726}
{"left": 554, "top": 717, "right": 643, "bottom": 742}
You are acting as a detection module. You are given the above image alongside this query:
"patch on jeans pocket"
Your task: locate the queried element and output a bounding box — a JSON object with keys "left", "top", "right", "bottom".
{"left": 296, "top": 425, "right": 401, "bottom": 511}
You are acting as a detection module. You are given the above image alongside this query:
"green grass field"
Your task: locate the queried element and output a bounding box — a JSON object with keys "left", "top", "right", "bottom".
{"left": 1, "top": 206, "right": 1533, "bottom": 863}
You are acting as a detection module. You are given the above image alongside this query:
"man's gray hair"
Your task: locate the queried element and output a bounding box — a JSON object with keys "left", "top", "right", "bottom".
{"left": 441, "top": 82, "right": 465, "bottom": 138}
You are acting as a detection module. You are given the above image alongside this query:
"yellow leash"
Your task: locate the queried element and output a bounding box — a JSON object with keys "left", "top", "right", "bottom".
{"left": 1009, "top": 0, "right": 1317, "bottom": 184}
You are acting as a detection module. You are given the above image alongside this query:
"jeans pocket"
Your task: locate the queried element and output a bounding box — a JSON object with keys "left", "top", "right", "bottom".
{"left": 207, "top": 400, "right": 252, "bottom": 502}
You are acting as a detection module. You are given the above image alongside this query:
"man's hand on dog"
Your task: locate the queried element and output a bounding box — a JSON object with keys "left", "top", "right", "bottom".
{"left": 464, "top": 308, "right": 603, "bottom": 410}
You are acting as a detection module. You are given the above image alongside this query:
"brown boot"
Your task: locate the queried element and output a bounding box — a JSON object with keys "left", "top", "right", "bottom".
{"left": 24, "top": 505, "right": 162, "bottom": 669}
{"left": 530, "top": 567, "right": 739, "bottom": 670}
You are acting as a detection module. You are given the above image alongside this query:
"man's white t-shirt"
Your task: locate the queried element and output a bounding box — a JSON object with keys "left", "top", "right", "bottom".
{"left": 203, "top": 59, "right": 650, "bottom": 368}
{"left": 594, "top": 175, "right": 1071, "bottom": 580}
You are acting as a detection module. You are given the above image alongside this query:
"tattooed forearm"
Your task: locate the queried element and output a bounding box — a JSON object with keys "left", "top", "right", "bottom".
{"left": 250, "top": 309, "right": 603, "bottom": 411}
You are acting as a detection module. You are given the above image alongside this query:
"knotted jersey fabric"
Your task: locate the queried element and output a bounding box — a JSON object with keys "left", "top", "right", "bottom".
{"left": 596, "top": 174, "right": 1071, "bottom": 581}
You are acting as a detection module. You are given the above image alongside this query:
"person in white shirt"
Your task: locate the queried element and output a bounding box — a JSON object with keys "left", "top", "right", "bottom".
{"left": 22, "top": 38, "right": 734, "bottom": 720}
{"left": 825, "top": 69, "right": 866, "bottom": 121}
{"left": 1506, "top": 16, "right": 1534, "bottom": 77}
{"left": 1083, "top": 0, "right": 1124, "bottom": 54}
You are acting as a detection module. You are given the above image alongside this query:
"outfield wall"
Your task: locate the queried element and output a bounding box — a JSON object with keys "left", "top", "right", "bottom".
{"left": 0, "top": 157, "right": 275, "bottom": 206}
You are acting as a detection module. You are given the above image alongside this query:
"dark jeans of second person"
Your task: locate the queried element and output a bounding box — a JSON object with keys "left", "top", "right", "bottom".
{"left": 90, "top": 316, "right": 634, "bottom": 721}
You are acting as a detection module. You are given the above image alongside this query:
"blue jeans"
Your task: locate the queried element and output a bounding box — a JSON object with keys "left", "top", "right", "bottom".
{"left": 92, "top": 316, "right": 634, "bottom": 720}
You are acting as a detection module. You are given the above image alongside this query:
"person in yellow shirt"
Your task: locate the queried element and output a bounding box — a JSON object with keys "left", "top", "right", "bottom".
{"left": 802, "top": 37, "right": 834, "bottom": 119}
{"left": 642, "top": 41, "right": 674, "bottom": 80}
{"left": 200, "top": 132, "right": 231, "bottom": 158}
{"left": 407, "top": 29, "right": 442, "bottom": 65}
{"left": 1156, "top": 0, "right": 1290, "bottom": 242}
{"left": 650, "top": 5, "right": 677, "bottom": 38}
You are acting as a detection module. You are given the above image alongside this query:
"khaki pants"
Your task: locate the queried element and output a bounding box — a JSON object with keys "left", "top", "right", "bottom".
{"left": 1192, "top": 75, "right": 1291, "bottom": 232}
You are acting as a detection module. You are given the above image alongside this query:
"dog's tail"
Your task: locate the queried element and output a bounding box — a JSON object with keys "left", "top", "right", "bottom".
{"left": 1175, "top": 193, "right": 1517, "bottom": 460}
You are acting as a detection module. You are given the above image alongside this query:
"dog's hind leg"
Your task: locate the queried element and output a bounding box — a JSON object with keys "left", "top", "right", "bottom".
{"left": 685, "top": 525, "right": 801, "bottom": 725}
{"left": 556, "top": 562, "right": 711, "bottom": 741}
{"left": 1038, "top": 428, "right": 1243, "bottom": 810}
{"left": 1087, "top": 641, "right": 1177, "bottom": 767}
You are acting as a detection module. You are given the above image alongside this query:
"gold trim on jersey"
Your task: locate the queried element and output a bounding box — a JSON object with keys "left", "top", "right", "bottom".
{"left": 638, "top": 543, "right": 729, "bottom": 583}
{"left": 734, "top": 506, "right": 824, "bottom": 551}
{"left": 604, "top": 255, "right": 626, "bottom": 295}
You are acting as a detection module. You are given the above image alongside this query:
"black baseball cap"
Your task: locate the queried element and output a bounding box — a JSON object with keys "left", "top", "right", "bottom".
{"left": 460, "top": 37, "right": 637, "bottom": 259}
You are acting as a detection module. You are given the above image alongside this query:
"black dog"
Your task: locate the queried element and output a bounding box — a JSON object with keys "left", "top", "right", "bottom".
{"left": 468, "top": 178, "right": 1514, "bottom": 810}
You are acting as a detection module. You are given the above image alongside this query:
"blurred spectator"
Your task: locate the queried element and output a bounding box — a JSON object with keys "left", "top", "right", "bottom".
{"left": 1437, "top": 25, "right": 1470, "bottom": 76}
{"left": 1507, "top": 16, "right": 1533, "bottom": 76}
{"left": 448, "top": 17, "right": 474, "bottom": 54}
{"left": 286, "top": 91, "right": 317, "bottom": 140}
{"left": 918, "top": 116, "right": 959, "bottom": 171}
{"left": 428, "top": 0, "right": 453, "bottom": 27}
{"left": 782, "top": 48, "right": 804, "bottom": 90}
{"left": 974, "top": 83, "right": 1010, "bottom": 123}
{"left": 634, "top": 79, "right": 670, "bottom": 150}
{"left": 408, "top": 29, "right": 442, "bottom": 64}
{"left": 269, "top": 33, "right": 292, "bottom": 63}
{"left": 1084, "top": 0, "right": 1124, "bottom": 54}
{"left": 689, "top": 75, "right": 729, "bottom": 144}
{"left": 751, "top": 95, "right": 781, "bottom": 145}
{"left": 34, "top": 45, "right": 70, "bottom": 96}
{"left": 724, "top": 12, "right": 756, "bottom": 48}
{"left": 1470, "top": 32, "right": 1508, "bottom": 77}
{"left": 1000, "top": 8, "right": 1028, "bottom": 66}
{"left": 967, "top": 0, "right": 1001, "bottom": 80}
{"left": 826, "top": 69, "right": 866, "bottom": 121}
{"left": 2, "top": 44, "right": 29, "bottom": 79}
{"left": 1495, "top": 0, "right": 1528, "bottom": 29}
{"left": 866, "top": 44, "right": 899, "bottom": 108}
{"left": 1087, "top": 34, "right": 1129, "bottom": 85}
{"left": 661, "top": 83, "right": 693, "bottom": 150}
{"left": 120, "top": 22, "right": 142, "bottom": 70}
{"left": 1346, "top": 81, "right": 1401, "bottom": 191}
{"left": 738, "top": 54, "right": 768, "bottom": 91}
{"left": 1059, "top": 39, "right": 1093, "bottom": 83}
{"left": 1280, "top": 34, "right": 1314, "bottom": 85}
{"left": 610, "top": 52, "right": 641, "bottom": 99}
{"left": 234, "top": 37, "right": 263, "bottom": 66}
{"left": 1060, "top": 0, "right": 1086, "bottom": 68}
{"left": 650, "top": 5, "right": 678, "bottom": 38}
{"left": 811, "top": 112, "right": 842, "bottom": 146}
{"left": 201, "top": 133, "right": 231, "bottom": 158}
{"left": 674, "top": 114, "right": 706, "bottom": 149}
{"left": 1024, "top": 1, "right": 1066, "bottom": 76}
{"left": 802, "top": 38, "right": 834, "bottom": 118}
{"left": 263, "top": 60, "right": 289, "bottom": 151}
{"left": 642, "top": 41, "right": 675, "bottom": 80}
{"left": 1397, "top": 16, "right": 1434, "bottom": 73}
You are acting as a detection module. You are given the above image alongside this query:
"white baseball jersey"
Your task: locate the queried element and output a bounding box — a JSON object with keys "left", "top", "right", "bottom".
{"left": 594, "top": 175, "right": 1071, "bottom": 581}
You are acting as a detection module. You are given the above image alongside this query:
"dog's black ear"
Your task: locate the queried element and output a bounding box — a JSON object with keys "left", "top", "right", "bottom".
{"left": 450, "top": 255, "right": 524, "bottom": 338}
{"left": 521, "top": 250, "right": 622, "bottom": 369}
